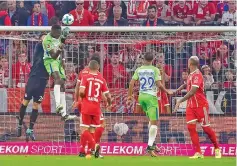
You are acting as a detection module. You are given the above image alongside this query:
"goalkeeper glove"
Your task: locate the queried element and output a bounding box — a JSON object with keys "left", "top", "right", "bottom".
{"left": 62, "top": 27, "right": 70, "bottom": 38}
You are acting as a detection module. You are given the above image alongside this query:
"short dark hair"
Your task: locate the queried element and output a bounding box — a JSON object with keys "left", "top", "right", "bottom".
{"left": 51, "top": 24, "right": 61, "bottom": 31}
{"left": 144, "top": 52, "right": 154, "bottom": 62}
{"left": 90, "top": 54, "right": 100, "bottom": 65}
{"left": 0, "top": 2, "right": 8, "bottom": 11}
{"left": 89, "top": 60, "right": 99, "bottom": 70}
{"left": 148, "top": 5, "right": 156, "bottom": 12}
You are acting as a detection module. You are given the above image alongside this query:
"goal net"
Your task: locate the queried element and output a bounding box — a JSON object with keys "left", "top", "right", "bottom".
{"left": 0, "top": 27, "right": 236, "bottom": 156}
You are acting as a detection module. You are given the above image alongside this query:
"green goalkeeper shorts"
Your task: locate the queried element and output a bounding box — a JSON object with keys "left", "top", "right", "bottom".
{"left": 44, "top": 58, "right": 66, "bottom": 79}
{"left": 138, "top": 93, "right": 159, "bottom": 121}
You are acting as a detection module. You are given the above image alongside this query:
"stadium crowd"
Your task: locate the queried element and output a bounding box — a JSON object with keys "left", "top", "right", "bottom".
{"left": 0, "top": 0, "right": 236, "bottom": 114}
{"left": 0, "top": 0, "right": 236, "bottom": 26}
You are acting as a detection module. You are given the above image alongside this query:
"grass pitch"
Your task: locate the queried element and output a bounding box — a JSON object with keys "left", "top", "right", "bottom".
{"left": 0, "top": 156, "right": 235, "bottom": 166}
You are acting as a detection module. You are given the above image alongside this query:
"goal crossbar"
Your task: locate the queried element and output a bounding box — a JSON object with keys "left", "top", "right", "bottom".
{"left": 0, "top": 26, "right": 236, "bottom": 32}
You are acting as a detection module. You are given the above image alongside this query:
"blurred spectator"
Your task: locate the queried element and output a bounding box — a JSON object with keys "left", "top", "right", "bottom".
{"left": 193, "top": 0, "right": 216, "bottom": 25}
{"left": 229, "top": 50, "right": 237, "bottom": 69}
{"left": 6, "top": 40, "right": 27, "bottom": 63}
{"left": 0, "top": 65, "right": 5, "bottom": 88}
{"left": 155, "top": 0, "right": 171, "bottom": 21}
{"left": 0, "top": 56, "right": 9, "bottom": 87}
{"left": 211, "top": 59, "right": 225, "bottom": 86}
{"left": 127, "top": 0, "right": 148, "bottom": 19}
{"left": 223, "top": 70, "right": 236, "bottom": 88}
{"left": 51, "top": 1, "right": 75, "bottom": 19}
{"left": 12, "top": 53, "right": 31, "bottom": 88}
{"left": 65, "top": 62, "right": 77, "bottom": 89}
{"left": 108, "top": 6, "right": 128, "bottom": 26}
{"left": 8, "top": 1, "right": 29, "bottom": 26}
{"left": 202, "top": 65, "right": 214, "bottom": 89}
{"left": 49, "top": 16, "right": 60, "bottom": 26}
{"left": 217, "top": 0, "right": 229, "bottom": 19}
{"left": 172, "top": 0, "right": 193, "bottom": 25}
{"left": 103, "top": 53, "right": 129, "bottom": 88}
{"left": 39, "top": 0, "right": 55, "bottom": 20}
{"left": 216, "top": 44, "right": 229, "bottom": 68}
{"left": 69, "top": 0, "right": 94, "bottom": 26}
{"left": 143, "top": 6, "right": 164, "bottom": 26}
{"left": 108, "top": 0, "right": 127, "bottom": 19}
{"left": 83, "top": 0, "right": 99, "bottom": 13}
{"left": 27, "top": 2, "right": 48, "bottom": 26}
{"left": 156, "top": 54, "right": 172, "bottom": 83}
{"left": 94, "top": 11, "right": 108, "bottom": 26}
{"left": 221, "top": 1, "right": 236, "bottom": 26}
{"left": 0, "top": 2, "right": 12, "bottom": 26}
{"left": 93, "top": 1, "right": 110, "bottom": 21}
{"left": 181, "top": 70, "right": 188, "bottom": 84}
{"left": 197, "top": 42, "right": 210, "bottom": 66}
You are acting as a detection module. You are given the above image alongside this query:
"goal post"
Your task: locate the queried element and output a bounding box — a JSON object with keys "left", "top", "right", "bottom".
{"left": 0, "top": 26, "right": 236, "bottom": 156}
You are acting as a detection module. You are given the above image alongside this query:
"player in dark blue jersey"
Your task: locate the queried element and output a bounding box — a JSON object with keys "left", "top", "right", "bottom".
{"left": 17, "top": 33, "right": 49, "bottom": 141}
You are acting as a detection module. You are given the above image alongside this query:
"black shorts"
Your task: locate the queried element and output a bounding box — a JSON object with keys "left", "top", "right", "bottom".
{"left": 24, "top": 77, "right": 48, "bottom": 103}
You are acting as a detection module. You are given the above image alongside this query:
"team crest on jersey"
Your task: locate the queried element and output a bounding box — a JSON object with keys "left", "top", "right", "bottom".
{"left": 47, "top": 44, "right": 51, "bottom": 48}
{"left": 194, "top": 76, "right": 199, "bottom": 83}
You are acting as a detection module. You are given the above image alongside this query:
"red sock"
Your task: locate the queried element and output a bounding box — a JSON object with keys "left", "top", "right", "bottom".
{"left": 80, "top": 132, "right": 86, "bottom": 153}
{"left": 95, "top": 127, "right": 104, "bottom": 143}
{"left": 187, "top": 124, "right": 201, "bottom": 153}
{"left": 81, "top": 130, "right": 95, "bottom": 154}
{"left": 202, "top": 126, "right": 219, "bottom": 149}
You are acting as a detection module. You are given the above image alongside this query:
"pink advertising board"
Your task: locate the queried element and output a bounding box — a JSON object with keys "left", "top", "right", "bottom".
{"left": 0, "top": 142, "right": 235, "bottom": 156}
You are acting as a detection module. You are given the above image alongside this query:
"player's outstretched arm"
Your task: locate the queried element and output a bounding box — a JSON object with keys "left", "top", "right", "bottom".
{"left": 156, "top": 80, "right": 173, "bottom": 95}
{"left": 174, "top": 86, "right": 198, "bottom": 112}
{"left": 175, "top": 83, "right": 187, "bottom": 94}
{"left": 79, "top": 86, "right": 86, "bottom": 98}
{"left": 127, "top": 79, "right": 136, "bottom": 101}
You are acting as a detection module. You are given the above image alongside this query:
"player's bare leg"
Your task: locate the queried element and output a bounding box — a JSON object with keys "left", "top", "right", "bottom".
{"left": 26, "top": 102, "right": 39, "bottom": 142}
{"left": 146, "top": 120, "right": 158, "bottom": 157}
{"left": 60, "top": 80, "right": 76, "bottom": 121}
{"left": 17, "top": 99, "right": 30, "bottom": 137}
{"left": 165, "top": 105, "right": 171, "bottom": 114}
{"left": 187, "top": 121, "right": 204, "bottom": 159}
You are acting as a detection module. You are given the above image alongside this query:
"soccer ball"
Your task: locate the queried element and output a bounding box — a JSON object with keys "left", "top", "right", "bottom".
{"left": 62, "top": 14, "right": 74, "bottom": 25}
{"left": 113, "top": 123, "right": 129, "bottom": 136}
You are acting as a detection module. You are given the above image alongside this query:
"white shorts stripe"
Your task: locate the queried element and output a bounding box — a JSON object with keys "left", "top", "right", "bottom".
{"left": 187, "top": 119, "right": 198, "bottom": 124}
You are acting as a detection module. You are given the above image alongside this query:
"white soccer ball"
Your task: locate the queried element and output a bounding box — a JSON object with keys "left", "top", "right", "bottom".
{"left": 113, "top": 123, "right": 129, "bottom": 136}
{"left": 62, "top": 14, "right": 74, "bottom": 25}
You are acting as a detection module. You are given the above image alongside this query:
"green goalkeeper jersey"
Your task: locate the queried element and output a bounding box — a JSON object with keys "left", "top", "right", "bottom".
{"left": 132, "top": 65, "right": 161, "bottom": 97}
{"left": 42, "top": 33, "right": 62, "bottom": 60}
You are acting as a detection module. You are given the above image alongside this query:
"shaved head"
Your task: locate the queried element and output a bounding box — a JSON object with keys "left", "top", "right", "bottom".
{"left": 89, "top": 60, "right": 99, "bottom": 71}
{"left": 189, "top": 56, "right": 199, "bottom": 66}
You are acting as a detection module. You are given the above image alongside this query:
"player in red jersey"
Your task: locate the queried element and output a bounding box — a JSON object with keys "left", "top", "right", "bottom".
{"left": 174, "top": 56, "right": 221, "bottom": 159}
{"left": 79, "top": 60, "right": 111, "bottom": 158}
{"left": 74, "top": 55, "right": 107, "bottom": 158}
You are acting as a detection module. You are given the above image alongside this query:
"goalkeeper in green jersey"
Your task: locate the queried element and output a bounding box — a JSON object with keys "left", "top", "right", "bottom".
{"left": 127, "top": 52, "right": 173, "bottom": 157}
{"left": 42, "top": 25, "right": 76, "bottom": 121}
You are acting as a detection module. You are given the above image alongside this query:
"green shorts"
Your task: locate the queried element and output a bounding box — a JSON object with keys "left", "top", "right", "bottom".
{"left": 138, "top": 93, "right": 159, "bottom": 121}
{"left": 44, "top": 58, "right": 66, "bottom": 79}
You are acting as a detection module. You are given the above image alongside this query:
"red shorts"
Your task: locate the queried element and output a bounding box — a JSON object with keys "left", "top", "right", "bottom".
{"left": 186, "top": 106, "right": 210, "bottom": 126}
{"left": 80, "top": 113, "right": 104, "bottom": 127}
{"left": 80, "top": 113, "right": 101, "bottom": 128}
{"left": 158, "top": 91, "right": 170, "bottom": 114}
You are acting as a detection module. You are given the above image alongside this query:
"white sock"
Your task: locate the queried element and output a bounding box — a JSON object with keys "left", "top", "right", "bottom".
{"left": 60, "top": 92, "right": 66, "bottom": 117}
{"left": 148, "top": 122, "right": 151, "bottom": 130}
{"left": 148, "top": 125, "right": 158, "bottom": 146}
{"left": 54, "top": 85, "right": 61, "bottom": 107}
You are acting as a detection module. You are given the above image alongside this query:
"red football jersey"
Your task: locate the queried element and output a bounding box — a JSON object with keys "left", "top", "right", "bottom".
{"left": 80, "top": 73, "right": 109, "bottom": 116}
{"left": 78, "top": 67, "right": 101, "bottom": 83}
{"left": 193, "top": 2, "right": 216, "bottom": 19}
{"left": 173, "top": 4, "right": 192, "bottom": 19}
{"left": 186, "top": 69, "right": 208, "bottom": 108}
